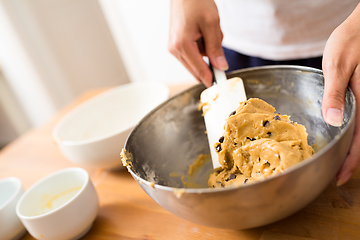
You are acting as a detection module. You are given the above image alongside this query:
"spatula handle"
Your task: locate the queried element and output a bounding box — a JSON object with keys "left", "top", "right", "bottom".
{"left": 209, "top": 63, "right": 227, "bottom": 85}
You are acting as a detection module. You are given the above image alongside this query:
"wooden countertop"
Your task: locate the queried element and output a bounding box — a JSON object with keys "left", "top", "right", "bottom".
{"left": 1, "top": 83, "right": 360, "bottom": 240}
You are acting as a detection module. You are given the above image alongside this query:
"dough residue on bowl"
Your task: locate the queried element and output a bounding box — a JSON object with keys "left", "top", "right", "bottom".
{"left": 181, "top": 153, "right": 211, "bottom": 189}
{"left": 120, "top": 149, "right": 133, "bottom": 167}
{"left": 209, "top": 98, "right": 314, "bottom": 188}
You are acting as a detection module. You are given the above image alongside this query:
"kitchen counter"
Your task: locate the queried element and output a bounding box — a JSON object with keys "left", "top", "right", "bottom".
{"left": 1, "top": 83, "right": 360, "bottom": 240}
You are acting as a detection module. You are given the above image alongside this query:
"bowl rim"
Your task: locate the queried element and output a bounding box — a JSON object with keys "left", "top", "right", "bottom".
{"left": 0, "top": 177, "right": 22, "bottom": 211}
{"left": 15, "top": 167, "right": 90, "bottom": 219}
{"left": 125, "top": 65, "right": 356, "bottom": 194}
{"left": 52, "top": 81, "right": 169, "bottom": 146}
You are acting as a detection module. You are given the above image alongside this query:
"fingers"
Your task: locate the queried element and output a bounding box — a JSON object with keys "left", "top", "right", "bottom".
{"left": 337, "top": 68, "right": 360, "bottom": 186}
{"left": 322, "top": 48, "right": 360, "bottom": 186}
{"left": 200, "top": 14, "right": 228, "bottom": 72}
{"left": 182, "top": 38, "right": 214, "bottom": 87}
{"left": 337, "top": 122, "right": 360, "bottom": 186}
{"left": 168, "top": 0, "right": 226, "bottom": 87}
{"left": 322, "top": 59, "right": 347, "bottom": 127}
{"left": 169, "top": 35, "right": 213, "bottom": 87}
{"left": 321, "top": 17, "right": 360, "bottom": 186}
{"left": 176, "top": 54, "right": 202, "bottom": 84}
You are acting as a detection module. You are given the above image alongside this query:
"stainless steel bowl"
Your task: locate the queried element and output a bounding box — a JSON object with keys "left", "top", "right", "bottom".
{"left": 123, "top": 65, "right": 355, "bottom": 229}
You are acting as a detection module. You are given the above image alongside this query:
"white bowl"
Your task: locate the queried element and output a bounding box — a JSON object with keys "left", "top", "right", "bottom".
{"left": 0, "top": 177, "right": 26, "bottom": 240}
{"left": 16, "top": 167, "right": 98, "bottom": 240}
{"left": 52, "top": 81, "right": 169, "bottom": 169}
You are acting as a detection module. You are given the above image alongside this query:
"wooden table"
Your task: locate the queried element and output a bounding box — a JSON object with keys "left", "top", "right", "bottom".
{"left": 1, "top": 84, "right": 360, "bottom": 240}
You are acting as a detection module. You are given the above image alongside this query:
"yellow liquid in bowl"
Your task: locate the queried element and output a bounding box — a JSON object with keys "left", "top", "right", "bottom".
{"left": 40, "top": 186, "right": 82, "bottom": 215}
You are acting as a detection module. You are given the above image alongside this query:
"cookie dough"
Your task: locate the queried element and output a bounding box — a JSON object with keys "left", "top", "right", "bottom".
{"left": 208, "top": 98, "right": 314, "bottom": 188}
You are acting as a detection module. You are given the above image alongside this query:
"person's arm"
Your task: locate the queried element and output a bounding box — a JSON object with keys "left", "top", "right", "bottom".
{"left": 168, "top": 0, "right": 228, "bottom": 87}
{"left": 322, "top": 3, "right": 360, "bottom": 186}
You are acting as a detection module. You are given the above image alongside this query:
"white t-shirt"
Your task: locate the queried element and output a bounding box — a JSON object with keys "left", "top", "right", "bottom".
{"left": 215, "top": 0, "right": 358, "bottom": 60}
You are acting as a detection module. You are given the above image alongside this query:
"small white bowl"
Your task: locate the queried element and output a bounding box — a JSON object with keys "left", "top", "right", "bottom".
{"left": 52, "top": 81, "right": 169, "bottom": 169}
{"left": 0, "top": 177, "right": 26, "bottom": 240}
{"left": 16, "top": 167, "right": 98, "bottom": 240}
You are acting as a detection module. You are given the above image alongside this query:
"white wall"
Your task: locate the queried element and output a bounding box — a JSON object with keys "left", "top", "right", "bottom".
{"left": 0, "top": 1, "right": 56, "bottom": 128}
{"left": 99, "top": 0, "right": 196, "bottom": 84}
{"left": 0, "top": 0, "right": 130, "bottom": 128}
{"left": 0, "top": 71, "right": 26, "bottom": 146}
{"left": 0, "top": 0, "right": 196, "bottom": 145}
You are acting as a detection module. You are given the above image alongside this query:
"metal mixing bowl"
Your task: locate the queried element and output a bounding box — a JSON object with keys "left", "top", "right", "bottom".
{"left": 123, "top": 65, "right": 355, "bottom": 229}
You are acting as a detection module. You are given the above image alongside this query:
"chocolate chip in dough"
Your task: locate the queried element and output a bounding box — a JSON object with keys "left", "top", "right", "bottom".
{"left": 229, "top": 111, "right": 236, "bottom": 116}
{"left": 216, "top": 181, "right": 224, "bottom": 188}
{"left": 274, "top": 115, "right": 281, "bottom": 121}
{"left": 246, "top": 137, "right": 256, "bottom": 141}
{"left": 216, "top": 144, "right": 222, "bottom": 152}
{"left": 218, "top": 136, "right": 224, "bottom": 143}
{"left": 267, "top": 132, "right": 272, "bottom": 137}
{"left": 244, "top": 178, "right": 249, "bottom": 184}
{"left": 263, "top": 120, "right": 270, "bottom": 127}
{"left": 229, "top": 174, "right": 236, "bottom": 180}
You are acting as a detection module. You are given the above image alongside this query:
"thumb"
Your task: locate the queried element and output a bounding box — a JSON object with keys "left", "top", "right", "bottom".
{"left": 322, "top": 63, "right": 347, "bottom": 127}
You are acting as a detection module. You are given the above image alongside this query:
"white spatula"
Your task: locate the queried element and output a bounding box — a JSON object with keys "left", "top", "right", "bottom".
{"left": 200, "top": 65, "right": 247, "bottom": 169}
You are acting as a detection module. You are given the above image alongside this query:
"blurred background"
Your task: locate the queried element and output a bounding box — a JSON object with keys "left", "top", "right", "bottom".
{"left": 0, "top": 0, "right": 196, "bottom": 148}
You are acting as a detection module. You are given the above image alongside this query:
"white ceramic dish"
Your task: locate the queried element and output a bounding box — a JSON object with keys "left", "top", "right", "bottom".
{"left": 52, "top": 81, "right": 169, "bottom": 169}
{"left": 0, "top": 177, "right": 26, "bottom": 240}
{"left": 16, "top": 167, "right": 98, "bottom": 240}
